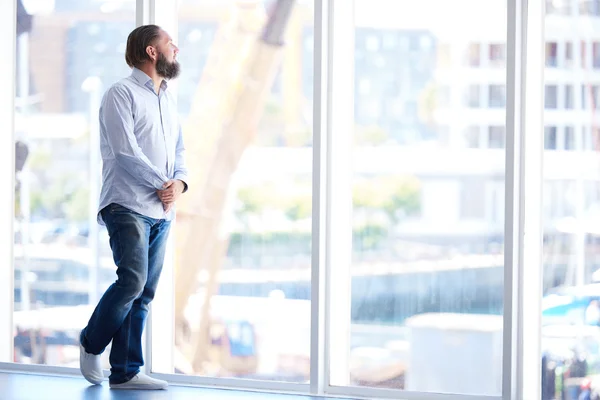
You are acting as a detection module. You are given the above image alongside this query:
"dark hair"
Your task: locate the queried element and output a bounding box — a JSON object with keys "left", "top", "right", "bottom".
{"left": 125, "top": 24, "right": 162, "bottom": 68}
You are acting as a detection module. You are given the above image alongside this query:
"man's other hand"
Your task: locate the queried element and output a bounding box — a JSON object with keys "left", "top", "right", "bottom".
{"left": 157, "top": 180, "right": 185, "bottom": 213}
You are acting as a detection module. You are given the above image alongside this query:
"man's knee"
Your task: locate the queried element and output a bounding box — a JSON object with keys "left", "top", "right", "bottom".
{"left": 116, "top": 273, "right": 146, "bottom": 301}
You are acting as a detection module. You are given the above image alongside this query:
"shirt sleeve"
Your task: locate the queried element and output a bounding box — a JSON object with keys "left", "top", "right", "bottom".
{"left": 100, "top": 85, "right": 169, "bottom": 190}
{"left": 173, "top": 124, "right": 189, "bottom": 193}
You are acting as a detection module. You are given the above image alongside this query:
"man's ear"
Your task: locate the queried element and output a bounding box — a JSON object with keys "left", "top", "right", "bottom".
{"left": 146, "top": 45, "right": 157, "bottom": 61}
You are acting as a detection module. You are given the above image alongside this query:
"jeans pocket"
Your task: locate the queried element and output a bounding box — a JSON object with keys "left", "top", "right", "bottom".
{"left": 110, "top": 203, "right": 132, "bottom": 214}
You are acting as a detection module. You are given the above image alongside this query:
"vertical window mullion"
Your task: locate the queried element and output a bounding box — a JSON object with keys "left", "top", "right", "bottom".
{"left": 0, "top": 0, "right": 17, "bottom": 364}
{"left": 504, "top": 0, "right": 544, "bottom": 399}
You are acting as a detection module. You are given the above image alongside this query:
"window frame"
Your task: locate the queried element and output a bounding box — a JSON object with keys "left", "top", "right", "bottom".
{"left": 0, "top": 0, "right": 16, "bottom": 366}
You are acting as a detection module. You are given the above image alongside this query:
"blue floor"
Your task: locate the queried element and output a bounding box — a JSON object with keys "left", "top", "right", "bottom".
{"left": 0, "top": 372, "right": 358, "bottom": 400}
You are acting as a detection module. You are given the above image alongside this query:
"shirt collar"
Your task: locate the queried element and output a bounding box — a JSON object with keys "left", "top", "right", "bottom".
{"left": 131, "top": 67, "right": 168, "bottom": 92}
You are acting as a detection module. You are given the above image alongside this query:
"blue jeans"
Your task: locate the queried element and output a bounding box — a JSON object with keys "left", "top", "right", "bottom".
{"left": 80, "top": 203, "right": 171, "bottom": 384}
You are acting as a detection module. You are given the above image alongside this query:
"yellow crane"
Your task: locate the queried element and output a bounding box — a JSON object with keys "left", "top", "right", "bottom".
{"left": 174, "top": 0, "right": 297, "bottom": 375}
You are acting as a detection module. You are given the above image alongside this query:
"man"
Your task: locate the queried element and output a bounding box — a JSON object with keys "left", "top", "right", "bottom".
{"left": 79, "top": 25, "right": 188, "bottom": 390}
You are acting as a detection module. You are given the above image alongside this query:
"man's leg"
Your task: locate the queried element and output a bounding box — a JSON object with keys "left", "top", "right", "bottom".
{"left": 80, "top": 204, "right": 152, "bottom": 383}
{"left": 108, "top": 218, "right": 171, "bottom": 384}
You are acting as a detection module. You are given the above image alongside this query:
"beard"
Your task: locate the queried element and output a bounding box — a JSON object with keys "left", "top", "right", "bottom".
{"left": 155, "top": 51, "right": 181, "bottom": 80}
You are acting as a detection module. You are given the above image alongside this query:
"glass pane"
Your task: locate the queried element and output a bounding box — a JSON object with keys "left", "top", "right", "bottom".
{"left": 546, "top": 85, "right": 559, "bottom": 109}
{"left": 566, "top": 85, "right": 574, "bottom": 109}
{"left": 464, "top": 126, "right": 481, "bottom": 148}
{"left": 13, "top": 0, "right": 134, "bottom": 367}
{"left": 565, "top": 126, "right": 576, "bottom": 150}
{"left": 581, "top": 0, "right": 600, "bottom": 15}
{"left": 488, "top": 126, "right": 506, "bottom": 149}
{"left": 489, "top": 84, "right": 506, "bottom": 108}
{"left": 465, "top": 85, "right": 481, "bottom": 108}
{"left": 489, "top": 43, "right": 506, "bottom": 67}
{"left": 542, "top": 5, "right": 600, "bottom": 400}
{"left": 466, "top": 43, "right": 481, "bottom": 67}
{"left": 162, "top": 1, "right": 314, "bottom": 382}
{"left": 593, "top": 85, "right": 600, "bottom": 106}
{"left": 566, "top": 42, "right": 574, "bottom": 68}
{"left": 330, "top": 1, "right": 506, "bottom": 396}
{"left": 547, "top": 42, "right": 559, "bottom": 67}
{"left": 594, "top": 42, "right": 600, "bottom": 68}
{"left": 545, "top": 126, "right": 558, "bottom": 150}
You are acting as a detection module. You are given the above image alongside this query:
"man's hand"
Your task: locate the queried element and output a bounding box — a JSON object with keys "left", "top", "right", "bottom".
{"left": 157, "top": 179, "right": 185, "bottom": 213}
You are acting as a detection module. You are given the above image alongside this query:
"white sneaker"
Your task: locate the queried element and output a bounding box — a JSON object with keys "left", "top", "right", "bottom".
{"left": 110, "top": 373, "right": 168, "bottom": 390}
{"left": 79, "top": 343, "right": 104, "bottom": 385}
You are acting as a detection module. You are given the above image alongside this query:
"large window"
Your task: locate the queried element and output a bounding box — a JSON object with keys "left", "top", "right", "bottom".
{"left": 12, "top": 0, "right": 134, "bottom": 368}
{"left": 541, "top": 6, "right": 600, "bottom": 400}
{"left": 151, "top": 0, "right": 314, "bottom": 383}
{"left": 1, "top": 0, "right": 548, "bottom": 399}
{"left": 326, "top": 0, "right": 506, "bottom": 396}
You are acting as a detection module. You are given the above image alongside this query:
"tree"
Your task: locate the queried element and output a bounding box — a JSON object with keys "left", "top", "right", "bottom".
{"left": 64, "top": 186, "right": 89, "bottom": 223}
{"left": 284, "top": 194, "right": 311, "bottom": 221}
{"left": 353, "top": 175, "right": 421, "bottom": 243}
{"left": 355, "top": 125, "right": 389, "bottom": 146}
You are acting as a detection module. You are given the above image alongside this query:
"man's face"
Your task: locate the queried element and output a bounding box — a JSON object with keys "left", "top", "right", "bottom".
{"left": 154, "top": 30, "right": 180, "bottom": 80}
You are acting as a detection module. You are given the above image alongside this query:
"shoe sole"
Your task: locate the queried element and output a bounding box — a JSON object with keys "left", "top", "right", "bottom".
{"left": 83, "top": 375, "right": 104, "bottom": 385}
{"left": 109, "top": 384, "right": 168, "bottom": 390}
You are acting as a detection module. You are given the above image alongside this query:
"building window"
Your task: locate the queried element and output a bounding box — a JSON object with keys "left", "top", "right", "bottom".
{"left": 566, "top": 42, "right": 574, "bottom": 67}
{"left": 467, "top": 43, "right": 481, "bottom": 67}
{"left": 489, "top": 85, "right": 506, "bottom": 108}
{"left": 582, "top": 40, "right": 588, "bottom": 67}
{"left": 488, "top": 126, "right": 505, "bottom": 149}
{"left": 465, "top": 85, "right": 481, "bottom": 108}
{"left": 584, "top": 126, "right": 598, "bottom": 150}
{"left": 489, "top": 43, "right": 505, "bottom": 66}
{"left": 580, "top": 0, "right": 600, "bottom": 16}
{"left": 594, "top": 42, "right": 600, "bottom": 68}
{"left": 546, "top": 42, "right": 558, "bottom": 67}
{"left": 592, "top": 85, "right": 600, "bottom": 108}
{"left": 565, "top": 85, "right": 574, "bottom": 109}
{"left": 583, "top": 127, "right": 591, "bottom": 150}
{"left": 545, "top": 126, "right": 558, "bottom": 150}
{"left": 564, "top": 126, "right": 576, "bottom": 150}
{"left": 464, "top": 126, "right": 481, "bottom": 148}
{"left": 545, "top": 85, "right": 558, "bottom": 109}
{"left": 593, "top": 128, "right": 600, "bottom": 151}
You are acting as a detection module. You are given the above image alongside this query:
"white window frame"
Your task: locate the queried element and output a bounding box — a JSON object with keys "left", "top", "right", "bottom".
{"left": 504, "top": 1, "right": 544, "bottom": 400}
{"left": 0, "top": 0, "right": 16, "bottom": 366}
{"left": 0, "top": 0, "right": 546, "bottom": 399}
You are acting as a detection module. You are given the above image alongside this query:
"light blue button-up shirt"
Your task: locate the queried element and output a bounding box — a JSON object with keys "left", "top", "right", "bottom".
{"left": 97, "top": 67, "right": 188, "bottom": 225}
